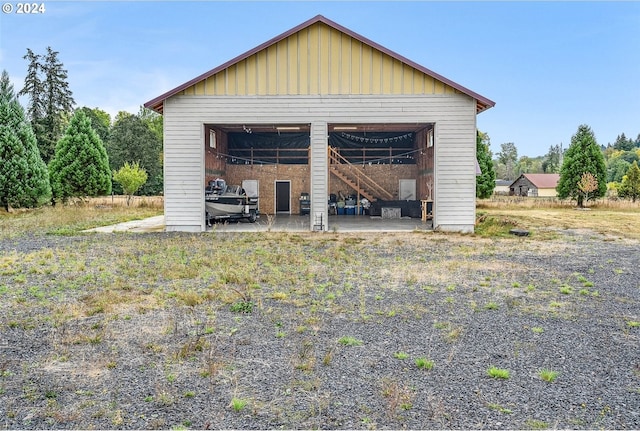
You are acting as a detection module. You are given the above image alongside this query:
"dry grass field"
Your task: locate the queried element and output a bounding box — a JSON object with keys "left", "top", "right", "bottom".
{"left": 0, "top": 196, "right": 638, "bottom": 429}
{"left": 477, "top": 197, "right": 640, "bottom": 240}
{"left": 0, "top": 196, "right": 163, "bottom": 240}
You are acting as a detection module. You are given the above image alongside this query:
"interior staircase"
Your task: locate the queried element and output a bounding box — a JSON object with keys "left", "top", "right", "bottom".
{"left": 328, "top": 147, "right": 393, "bottom": 201}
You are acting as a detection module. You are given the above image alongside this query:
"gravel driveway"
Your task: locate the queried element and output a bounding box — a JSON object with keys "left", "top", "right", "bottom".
{"left": 0, "top": 229, "right": 638, "bottom": 429}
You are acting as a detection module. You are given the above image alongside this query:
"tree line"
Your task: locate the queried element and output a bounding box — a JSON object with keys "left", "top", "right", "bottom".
{"left": 476, "top": 127, "right": 640, "bottom": 204}
{"left": 0, "top": 47, "right": 163, "bottom": 211}
{"left": 2, "top": 47, "right": 638, "bottom": 211}
{"left": 492, "top": 133, "right": 640, "bottom": 185}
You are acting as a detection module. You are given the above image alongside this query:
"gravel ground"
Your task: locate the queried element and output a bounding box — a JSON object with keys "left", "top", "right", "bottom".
{"left": 0, "top": 229, "right": 639, "bottom": 430}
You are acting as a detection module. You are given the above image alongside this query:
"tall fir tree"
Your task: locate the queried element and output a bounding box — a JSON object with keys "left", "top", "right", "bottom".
{"left": 18, "top": 47, "right": 75, "bottom": 163}
{"left": 542, "top": 144, "right": 562, "bottom": 173}
{"left": 476, "top": 131, "right": 496, "bottom": 199}
{"left": 556, "top": 124, "right": 607, "bottom": 207}
{"left": 18, "top": 49, "right": 44, "bottom": 123}
{"left": 0, "top": 70, "right": 51, "bottom": 210}
{"left": 49, "top": 110, "right": 111, "bottom": 202}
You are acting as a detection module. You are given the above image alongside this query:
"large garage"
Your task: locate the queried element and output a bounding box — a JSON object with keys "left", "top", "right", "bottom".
{"left": 144, "top": 15, "right": 494, "bottom": 232}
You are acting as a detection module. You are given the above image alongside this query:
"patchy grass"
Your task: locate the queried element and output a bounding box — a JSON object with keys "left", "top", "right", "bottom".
{"left": 0, "top": 201, "right": 638, "bottom": 429}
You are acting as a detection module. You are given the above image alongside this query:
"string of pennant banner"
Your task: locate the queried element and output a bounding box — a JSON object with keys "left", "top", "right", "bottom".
{"left": 339, "top": 132, "right": 413, "bottom": 144}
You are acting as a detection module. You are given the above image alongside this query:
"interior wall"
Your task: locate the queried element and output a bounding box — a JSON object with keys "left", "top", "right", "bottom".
{"left": 204, "top": 127, "right": 228, "bottom": 183}
{"left": 225, "top": 164, "right": 311, "bottom": 215}
{"left": 224, "top": 163, "right": 417, "bottom": 214}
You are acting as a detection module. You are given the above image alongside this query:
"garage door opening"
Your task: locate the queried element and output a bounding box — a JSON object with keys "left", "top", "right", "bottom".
{"left": 203, "top": 122, "right": 434, "bottom": 225}
{"left": 327, "top": 123, "right": 434, "bottom": 220}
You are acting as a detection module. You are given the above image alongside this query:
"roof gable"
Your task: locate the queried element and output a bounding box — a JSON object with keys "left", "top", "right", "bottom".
{"left": 145, "top": 15, "right": 495, "bottom": 114}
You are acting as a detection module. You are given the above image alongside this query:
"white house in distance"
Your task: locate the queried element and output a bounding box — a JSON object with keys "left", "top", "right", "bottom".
{"left": 144, "top": 15, "right": 495, "bottom": 232}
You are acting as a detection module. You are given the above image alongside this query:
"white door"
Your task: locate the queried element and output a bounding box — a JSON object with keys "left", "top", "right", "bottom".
{"left": 399, "top": 179, "right": 416, "bottom": 200}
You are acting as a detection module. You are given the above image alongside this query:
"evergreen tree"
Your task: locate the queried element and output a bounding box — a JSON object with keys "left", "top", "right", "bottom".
{"left": 542, "top": 144, "right": 562, "bottom": 173}
{"left": 18, "top": 47, "right": 75, "bottom": 162}
{"left": 0, "top": 70, "right": 51, "bottom": 210}
{"left": 476, "top": 131, "right": 496, "bottom": 199}
{"left": 613, "top": 133, "right": 634, "bottom": 152}
{"left": 496, "top": 142, "right": 518, "bottom": 180}
{"left": 49, "top": 110, "right": 111, "bottom": 202}
{"left": 17, "top": 49, "right": 44, "bottom": 123}
{"left": 556, "top": 125, "right": 607, "bottom": 207}
{"left": 618, "top": 161, "right": 640, "bottom": 202}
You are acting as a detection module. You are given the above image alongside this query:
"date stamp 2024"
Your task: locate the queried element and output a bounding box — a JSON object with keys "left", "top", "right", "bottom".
{"left": 2, "top": 2, "right": 46, "bottom": 14}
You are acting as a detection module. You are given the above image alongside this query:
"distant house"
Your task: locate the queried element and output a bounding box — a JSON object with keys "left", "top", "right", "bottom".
{"left": 509, "top": 173, "right": 560, "bottom": 197}
{"left": 494, "top": 179, "right": 511, "bottom": 195}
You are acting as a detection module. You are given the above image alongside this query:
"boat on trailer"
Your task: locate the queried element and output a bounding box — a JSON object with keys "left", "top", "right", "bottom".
{"left": 205, "top": 179, "right": 259, "bottom": 224}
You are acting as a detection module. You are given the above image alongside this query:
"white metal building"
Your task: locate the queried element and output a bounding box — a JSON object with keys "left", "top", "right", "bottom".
{"left": 144, "top": 15, "right": 495, "bottom": 232}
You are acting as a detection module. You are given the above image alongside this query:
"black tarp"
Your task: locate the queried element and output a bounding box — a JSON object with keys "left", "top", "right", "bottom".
{"left": 227, "top": 132, "right": 309, "bottom": 164}
{"left": 226, "top": 131, "right": 417, "bottom": 165}
{"left": 328, "top": 131, "right": 416, "bottom": 164}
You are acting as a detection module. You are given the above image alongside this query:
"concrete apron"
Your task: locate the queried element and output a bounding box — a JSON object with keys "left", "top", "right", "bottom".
{"left": 86, "top": 214, "right": 433, "bottom": 233}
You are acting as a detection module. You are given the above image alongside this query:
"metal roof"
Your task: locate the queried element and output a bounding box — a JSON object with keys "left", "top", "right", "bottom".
{"left": 144, "top": 14, "right": 495, "bottom": 114}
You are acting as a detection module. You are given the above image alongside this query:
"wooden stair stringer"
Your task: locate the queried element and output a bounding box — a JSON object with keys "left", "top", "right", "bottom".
{"left": 328, "top": 147, "right": 394, "bottom": 201}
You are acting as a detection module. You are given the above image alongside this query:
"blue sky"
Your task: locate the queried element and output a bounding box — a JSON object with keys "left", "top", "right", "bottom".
{"left": 1, "top": 1, "right": 639, "bottom": 158}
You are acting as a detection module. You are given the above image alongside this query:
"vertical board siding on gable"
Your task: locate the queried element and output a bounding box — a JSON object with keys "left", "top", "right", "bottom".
{"left": 191, "top": 22, "right": 461, "bottom": 99}
{"left": 162, "top": 93, "right": 476, "bottom": 231}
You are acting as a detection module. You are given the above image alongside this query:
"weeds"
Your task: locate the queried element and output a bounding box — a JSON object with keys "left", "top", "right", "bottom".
{"left": 538, "top": 369, "right": 559, "bottom": 382}
{"left": 487, "top": 366, "right": 510, "bottom": 379}
{"left": 230, "top": 397, "right": 248, "bottom": 412}
{"left": 229, "top": 301, "right": 255, "bottom": 313}
{"left": 415, "top": 357, "right": 434, "bottom": 370}
{"left": 380, "top": 378, "right": 415, "bottom": 418}
{"left": 338, "top": 336, "right": 363, "bottom": 346}
{"left": 524, "top": 418, "right": 549, "bottom": 429}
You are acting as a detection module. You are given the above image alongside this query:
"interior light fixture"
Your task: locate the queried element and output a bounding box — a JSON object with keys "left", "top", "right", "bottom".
{"left": 333, "top": 126, "right": 358, "bottom": 131}
{"left": 276, "top": 126, "right": 301, "bottom": 131}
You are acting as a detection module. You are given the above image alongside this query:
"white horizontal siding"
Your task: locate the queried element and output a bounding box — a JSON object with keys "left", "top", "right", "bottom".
{"left": 163, "top": 101, "right": 205, "bottom": 231}
{"left": 163, "top": 93, "right": 477, "bottom": 232}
